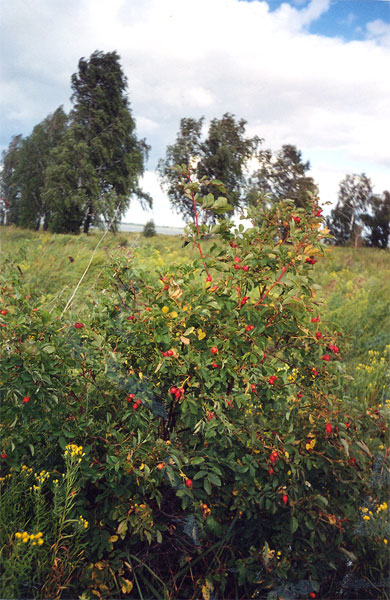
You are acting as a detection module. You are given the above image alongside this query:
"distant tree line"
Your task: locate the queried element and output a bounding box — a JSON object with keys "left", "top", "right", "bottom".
{"left": 0, "top": 50, "right": 388, "bottom": 246}
{"left": 326, "top": 174, "right": 390, "bottom": 248}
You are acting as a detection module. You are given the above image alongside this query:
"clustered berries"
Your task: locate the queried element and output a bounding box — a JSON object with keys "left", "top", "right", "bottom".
{"left": 170, "top": 386, "right": 185, "bottom": 399}
{"left": 268, "top": 375, "right": 277, "bottom": 385}
{"left": 162, "top": 349, "right": 174, "bottom": 357}
{"left": 305, "top": 257, "right": 317, "bottom": 265}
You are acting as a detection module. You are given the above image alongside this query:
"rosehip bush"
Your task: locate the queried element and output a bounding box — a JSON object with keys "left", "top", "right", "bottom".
{"left": 1, "top": 172, "right": 388, "bottom": 599}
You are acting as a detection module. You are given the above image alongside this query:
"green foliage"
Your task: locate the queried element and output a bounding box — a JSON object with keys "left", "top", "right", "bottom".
{"left": 0, "top": 51, "right": 150, "bottom": 236}
{"left": 326, "top": 173, "right": 390, "bottom": 248}
{"left": 0, "top": 177, "right": 389, "bottom": 598}
{"left": 143, "top": 220, "right": 156, "bottom": 237}
{"left": 362, "top": 191, "right": 390, "bottom": 249}
{"left": 249, "top": 144, "right": 317, "bottom": 209}
{"left": 158, "top": 113, "right": 260, "bottom": 223}
{"left": 68, "top": 50, "right": 151, "bottom": 233}
{"left": 0, "top": 446, "right": 89, "bottom": 598}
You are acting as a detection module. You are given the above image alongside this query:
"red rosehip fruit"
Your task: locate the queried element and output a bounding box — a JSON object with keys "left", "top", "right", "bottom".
{"left": 233, "top": 264, "right": 241, "bottom": 270}
{"left": 268, "top": 375, "right": 277, "bottom": 385}
{"left": 245, "top": 325, "right": 254, "bottom": 332}
{"left": 322, "top": 354, "right": 331, "bottom": 361}
{"left": 164, "top": 285, "right": 169, "bottom": 290}
{"left": 127, "top": 315, "right": 135, "bottom": 321}
{"left": 206, "top": 275, "right": 212, "bottom": 282}
{"left": 167, "top": 350, "right": 174, "bottom": 356}
{"left": 74, "top": 322, "right": 84, "bottom": 329}
{"left": 242, "top": 265, "right": 249, "bottom": 272}
{"left": 170, "top": 387, "right": 177, "bottom": 395}
{"left": 234, "top": 256, "right": 241, "bottom": 263}
{"left": 325, "top": 423, "right": 332, "bottom": 434}
{"left": 1, "top": 453, "right": 7, "bottom": 459}
{"left": 185, "top": 478, "right": 193, "bottom": 489}
{"left": 1, "top": 310, "right": 7, "bottom": 315}
{"left": 210, "top": 347, "right": 218, "bottom": 354}
{"left": 315, "top": 331, "right": 322, "bottom": 339}
{"left": 292, "top": 216, "right": 301, "bottom": 224}
{"left": 23, "top": 397, "right": 30, "bottom": 403}
{"left": 282, "top": 494, "right": 288, "bottom": 505}
{"left": 127, "top": 393, "right": 135, "bottom": 402}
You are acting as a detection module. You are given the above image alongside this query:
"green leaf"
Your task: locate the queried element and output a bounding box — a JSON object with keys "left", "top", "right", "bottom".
{"left": 208, "top": 472, "right": 222, "bottom": 486}
{"left": 290, "top": 517, "right": 299, "bottom": 533}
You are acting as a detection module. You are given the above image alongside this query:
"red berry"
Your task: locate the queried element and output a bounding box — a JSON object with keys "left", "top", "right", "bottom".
{"left": 23, "top": 397, "right": 30, "bottom": 403}
{"left": 310, "top": 593, "right": 317, "bottom": 599}
{"left": 345, "top": 422, "right": 350, "bottom": 429}
{"left": 1, "top": 310, "right": 7, "bottom": 315}
{"left": 170, "top": 387, "right": 177, "bottom": 395}
{"left": 292, "top": 216, "right": 301, "bottom": 224}
{"left": 297, "top": 392, "right": 303, "bottom": 399}
{"left": 74, "top": 322, "right": 84, "bottom": 329}
{"left": 315, "top": 331, "right": 322, "bottom": 339}
{"left": 206, "top": 275, "right": 212, "bottom": 282}
{"left": 268, "top": 375, "right": 277, "bottom": 385}
{"left": 242, "top": 265, "right": 249, "bottom": 272}
{"left": 210, "top": 347, "right": 218, "bottom": 354}
{"left": 234, "top": 256, "right": 241, "bottom": 263}
{"left": 325, "top": 423, "right": 332, "bottom": 434}
{"left": 1, "top": 453, "right": 7, "bottom": 459}
{"left": 251, "top": 384, "right": 256, "bottom": 392}
{"left": 127, "top": 315, "right": 135, "bottom": 321}
{"left": 162, "top": 351, "right": 167, "bottom": 357}
{"left": 240, "top": 296, "right": 249, "bottom": 305}
{"left": 167, "top": 350, "right": 174, "bottom": 356}
{"left": 268, "top": 467, "right": 274, "bottom": 475}
{"left": 127, "top": 393, "right": 135, "bottom": 402}
{"left": 282, "top": 494, "right": 288, "bottom": 505}
{"left": 164, "top": 285, "right": 169, "bottom": 290}
{"left": 207, "top": 411, "right": 214, "bottom": 421}
{"left": 245, "top": 325, "right": 254, "bottom": 332}
{"left": 178, "top": 387, "right": 185, "bottom": 396}
{"left": 211, "top": 362, "right": 219, "bottom": 369}
{"left": 185, "top": 478, "right": 192, "bottom": 489}
{"left": 322, "top": 354, "right": 331, "bottom": 361}
{"left": 233, "top": 264, "right": 241, "bottom": 270}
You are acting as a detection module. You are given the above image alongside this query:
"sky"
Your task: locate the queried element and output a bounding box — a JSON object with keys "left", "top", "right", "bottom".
{"left": 0, "top": 0, "right": 389, "bottom": 227}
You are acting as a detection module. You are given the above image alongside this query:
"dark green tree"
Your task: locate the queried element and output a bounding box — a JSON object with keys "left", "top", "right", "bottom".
{"left": 16, "top": 107, "right": 68, "bottom": 230}
{"left": 67, "top": 50, "right": 151, "bottom": 233}
{"left": 327, "top": 174, "right": 373, "bottom": 246}
{"left": 249, "top": 144, "right": 317, "bottom": 208}
{"left": 362, "top": 190, "right": 390, "bottom": 249}
{"left": 0, "top": 135, "right": 23, "bottom": 225}
{"left": 44, "top": 126, "right": 98, "bottom": 234}
{"left": 157, "top": 113, "right": 260, "bottom": 223}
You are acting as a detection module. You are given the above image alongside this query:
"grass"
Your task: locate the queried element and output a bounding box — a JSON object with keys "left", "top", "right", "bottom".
{"left": 1, "top": 225, "right": 389, "bottom": 361}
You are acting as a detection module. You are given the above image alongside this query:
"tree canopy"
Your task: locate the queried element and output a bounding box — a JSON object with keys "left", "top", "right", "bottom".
{"left": 0, "top": 51, "right": 150, "bottom": 234}
{"left": 157, "top": 113, "right": 261, "bottom": 223}
{"left": 248, "top": 144, "right": 317, "bottom": 208}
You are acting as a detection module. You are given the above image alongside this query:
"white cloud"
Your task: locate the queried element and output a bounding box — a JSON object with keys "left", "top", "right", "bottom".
{"left": 366, "top": 19, "right": 390, "bottom": 46}
{"left": 1, "top": 0, "right": 389, "bottom": 225}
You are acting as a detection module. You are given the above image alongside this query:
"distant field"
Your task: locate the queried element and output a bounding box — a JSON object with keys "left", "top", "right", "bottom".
{"left": 1, "top": 225, "right": 389, "bottom": 365}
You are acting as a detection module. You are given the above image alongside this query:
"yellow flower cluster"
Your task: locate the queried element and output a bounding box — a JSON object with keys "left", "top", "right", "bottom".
{"left": 0, "top": 473, "right": 12, "bottom": 484}
{"left": 64, "top": 444, "right": 85, "bottom": 458}
{"left": 306, "top": 436, "right": 316, "bottom": 451}
{"left": 78, "top": 515, "right": 89, "bottom": 529}
{"left": 15, "top": 531, "right": 44, "bottom": 546}
{"left": 376, "top": 502, "right": 388, "bottom": 513}
{"left": 21, "top": 465, "right": 34, "bottom": 475}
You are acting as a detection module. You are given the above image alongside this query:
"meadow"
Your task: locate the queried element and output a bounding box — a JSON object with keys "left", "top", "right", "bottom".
{"left": 0, "top": 219, "right": 389, "bottom": 599}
